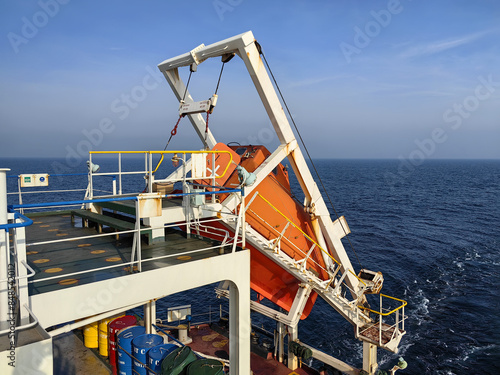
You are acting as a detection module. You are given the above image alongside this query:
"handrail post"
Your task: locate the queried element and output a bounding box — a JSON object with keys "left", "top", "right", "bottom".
{"left": 0, "top": 168, "right": 11, "bottom": 331}
{"left": 183, "top": 153, "right": 190, "bottom": 237}
{"left": 379, "top": 294, "right": 383, "bottom": 346}
{"left": 89, "top": 153, "right": 94, "bottom": 200}
{"left": 402, "top": 305, "right": 405, "bottom": 331}
{"left": 118, "top": 153, "right": 123, "bottom": 195}
{"left": 17, "top": 175, "right": 23, "bottom": 214}
{"left": 211, "top": 153, "right": 216, "bottom": 203}
{"left": 356, "top": 306, "right": 359, "bottom": 338}
{"left": 148, "top": 152, "right": 153, "bottom": 193}
{"left": 396, "top": 307, "right": 399, "bottom": 332}
{"left": 241, "top": 192, "right": 246, "bottom": 249}
{"left": 231, "top": 204, "right": 242, "bottom": 253}
{"left": 136, "top": 198, "right": 142, "bottom": 272}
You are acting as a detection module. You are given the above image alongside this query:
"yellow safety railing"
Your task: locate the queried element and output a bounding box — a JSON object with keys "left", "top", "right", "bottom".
{"left": 89, "top": 150, "right": 234, "bottom": 180}
{"left": 358, "top": 293, "right": 407, "bottom": 316}
{"left": 254, "top": 193, "right": 367, "bottom": 286}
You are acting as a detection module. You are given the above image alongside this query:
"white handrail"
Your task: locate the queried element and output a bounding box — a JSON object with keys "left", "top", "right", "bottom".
{"left": 0, "top": 304, "right": 38, "bottom": 335}
{"left": 0, "top": 261, "right": 34, "bottom": 283}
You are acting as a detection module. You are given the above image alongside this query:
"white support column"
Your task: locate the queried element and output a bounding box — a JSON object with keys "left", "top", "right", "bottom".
{"left": 14, "top": 225, "right": 29, "bottom": 325}
{"left": 144, "top": 300, "right": 156, "bottom": 334}
{"left": 229, "top": 278, "right": 250, "bottom": 375}
{"left": 287, "top": 284, "right": 312, "bottom": 325}
{"left": 144, "top": 302, "right": 151, "bottom": 334}
{"left": 287, "top": 325, "right": 298, "bottom": 370}
{"left": 0, "top": 168, "right": 10, "bottom": 331}
{"left": 363, "top": 342, "right": 378, "bottom": 375}
{"left": 150, "top": 299, "right": 156, "bottom": 334}
{"left": 277, "top": 322, "right": 285, "bottom": 363}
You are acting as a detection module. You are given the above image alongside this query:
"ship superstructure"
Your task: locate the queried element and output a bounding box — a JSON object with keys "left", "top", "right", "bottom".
{"left": 0, "top": 31, "right": 407, "bottom": 375}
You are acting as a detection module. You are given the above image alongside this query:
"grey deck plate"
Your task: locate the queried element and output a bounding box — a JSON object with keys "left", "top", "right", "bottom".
{"left": 25, "top": 212, "right": 226, "bottom": 295}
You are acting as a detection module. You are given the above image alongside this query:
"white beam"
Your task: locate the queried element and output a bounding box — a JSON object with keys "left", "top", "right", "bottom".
{"left": 223, "top": 141, "right": 297, "bottom": 212}
{"left": 299, "top": 341, "right": 360, "bottom": 375}
{"left": 30, "top": 251, "right": 250, "bottom": 329}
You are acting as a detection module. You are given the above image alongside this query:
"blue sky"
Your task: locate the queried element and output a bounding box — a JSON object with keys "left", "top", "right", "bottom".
{"left": 1, "top": 0, "right": 499, "bottom": 162}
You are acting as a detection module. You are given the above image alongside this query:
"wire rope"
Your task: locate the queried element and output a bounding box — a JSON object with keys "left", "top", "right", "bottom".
{"left": 259, "top": 44, "right": 364, "bottom": 270}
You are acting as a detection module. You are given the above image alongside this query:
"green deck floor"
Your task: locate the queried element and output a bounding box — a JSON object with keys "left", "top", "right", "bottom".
{"left": 24, "top": 212, "right": 227, "bottom": 295}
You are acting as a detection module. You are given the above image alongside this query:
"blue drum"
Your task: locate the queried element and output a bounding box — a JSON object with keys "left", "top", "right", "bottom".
{"left": 117, "top": 325, "right": 145, "bottom": 375}
{"left": 132, "top": 333, "right": 164, "bottom": 375}
{"left": 147, "top": 344, "right": 177, "bottom": 375}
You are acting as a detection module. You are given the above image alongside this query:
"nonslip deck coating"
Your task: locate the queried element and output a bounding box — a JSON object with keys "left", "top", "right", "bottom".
{"left": 25, "top": 212, "right": 226, "bottom": 295}
{"left": 25, "top": 212, "right": 315, "bottom": 374}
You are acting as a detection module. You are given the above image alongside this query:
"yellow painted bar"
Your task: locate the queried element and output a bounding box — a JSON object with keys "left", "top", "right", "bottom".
{"left": 357, "top": 296, "right": 407, "bottom": 316}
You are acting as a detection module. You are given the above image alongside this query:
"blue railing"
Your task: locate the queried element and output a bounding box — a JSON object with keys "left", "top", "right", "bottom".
{"left": 8, "top": 187, "right": 242, "bottom": 211}
{"left": 0, "top": 210, "right": 33, "bottom": 232}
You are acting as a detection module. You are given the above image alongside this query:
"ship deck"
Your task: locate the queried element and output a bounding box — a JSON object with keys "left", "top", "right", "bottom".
{"left": 24, "top": 212, "right": 317, "bottom": 374}
{"left": 55, "top": 323, "right": 317, "bottom": 375}
{"left": 25, "top": 211, "right": 226, "bottom": 295}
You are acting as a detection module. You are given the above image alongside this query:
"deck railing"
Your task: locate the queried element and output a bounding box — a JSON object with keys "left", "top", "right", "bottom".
{"left": 2, "top": 149, "right": 244, "bottom": 313}
{"left": 6, "top": 173, "right": 116, "bottom": 214}
{"left": 356, "top": 293, "right": 407, "bottom": 348}
{"left": 7, "top": 189, "right": 242, "bottom": 280}
{"left": 88, "top": 150, "right": 234, "bottom": 200}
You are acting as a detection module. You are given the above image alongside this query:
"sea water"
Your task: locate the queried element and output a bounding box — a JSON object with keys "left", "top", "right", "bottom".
{"left": 1, "top": 157, "right": 499, "bottom": 374}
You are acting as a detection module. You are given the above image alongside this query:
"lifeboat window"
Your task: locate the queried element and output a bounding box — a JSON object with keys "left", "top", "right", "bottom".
{"left": 235, "top": 147, "right": 247, "bottom": 156}
{"left": 273, "top": 167, "right": 278, "bottom": 176}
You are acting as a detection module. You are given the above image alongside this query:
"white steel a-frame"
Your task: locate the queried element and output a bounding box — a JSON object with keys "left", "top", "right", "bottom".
{"left": 157, "top": 31, "right": 360, "bottom": 296}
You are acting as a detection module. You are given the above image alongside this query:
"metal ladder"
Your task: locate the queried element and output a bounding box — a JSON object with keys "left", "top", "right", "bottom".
{"left": 233, "top": 222, "right": 406, "bottom": 352}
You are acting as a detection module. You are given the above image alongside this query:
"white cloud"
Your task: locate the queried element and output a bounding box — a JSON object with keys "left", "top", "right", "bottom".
{"left": 399, "top": 30, "right": 492, "bottom": 59}
{"left": 288, "top": 75, "right": 346, "bottom": 88}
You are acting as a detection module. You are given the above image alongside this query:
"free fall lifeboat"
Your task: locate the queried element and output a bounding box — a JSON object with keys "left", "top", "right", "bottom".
{"left": 195, "top": 142, "right": 332, "bottom": 319}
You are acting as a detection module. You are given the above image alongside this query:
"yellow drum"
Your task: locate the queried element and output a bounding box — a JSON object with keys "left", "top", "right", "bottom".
{"left": 83, "top": 321, "right": 98, "bottom": 349}
{"left": 98, "top": 314, "right": 124, "bottom": 357}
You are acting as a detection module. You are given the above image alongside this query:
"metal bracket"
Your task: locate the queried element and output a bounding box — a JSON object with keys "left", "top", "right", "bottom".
{"left": 189, "top": 44, "right": 206, "bottom": 66}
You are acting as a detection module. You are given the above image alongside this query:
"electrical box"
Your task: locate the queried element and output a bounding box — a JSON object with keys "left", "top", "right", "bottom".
{"left": 20, "top": 174, "right": 49, "bottom": 187}
{"left": 167, "top": 305, "right": 191, "bottom": 322}
{"left": 190, "top": 188, "right": 206, "bottom": 207}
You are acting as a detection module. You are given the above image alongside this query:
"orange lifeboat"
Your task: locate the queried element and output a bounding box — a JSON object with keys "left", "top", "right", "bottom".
{"left": 197, "top": 143, "right": 330, "bottom": 319}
